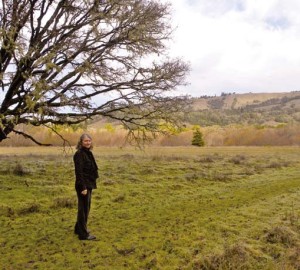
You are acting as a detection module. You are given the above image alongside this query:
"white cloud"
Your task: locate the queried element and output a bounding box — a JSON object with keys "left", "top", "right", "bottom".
{"left": 166, "top": 0, "right": 300, "bottom": 96}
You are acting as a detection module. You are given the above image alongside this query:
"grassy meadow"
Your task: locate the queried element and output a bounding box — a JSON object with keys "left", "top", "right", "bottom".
{"left": 0, "top": 146, "right": 300, "bottom": 269}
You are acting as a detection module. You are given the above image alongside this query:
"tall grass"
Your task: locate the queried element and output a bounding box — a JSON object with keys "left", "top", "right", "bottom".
{"left": 0, "top": 146, "right": 299, "bottom": 269}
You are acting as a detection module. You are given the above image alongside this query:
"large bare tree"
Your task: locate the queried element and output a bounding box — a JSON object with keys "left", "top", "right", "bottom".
{"left": 0, "top": 0, "right": 189, "bottom": 145}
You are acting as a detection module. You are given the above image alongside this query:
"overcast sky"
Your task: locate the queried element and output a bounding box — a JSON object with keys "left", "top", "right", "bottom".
{"left": 166, "top": 0, "right": 300, "bottom": 96}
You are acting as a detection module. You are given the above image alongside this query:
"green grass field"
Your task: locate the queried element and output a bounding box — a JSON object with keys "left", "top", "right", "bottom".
{"left": 0, "top": 146, "right": 299, "bottom": 269}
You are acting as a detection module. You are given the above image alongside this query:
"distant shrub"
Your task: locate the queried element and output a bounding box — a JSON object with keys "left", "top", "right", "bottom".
{"left": 192, "top": 128, "right": 205, "bottom": 147}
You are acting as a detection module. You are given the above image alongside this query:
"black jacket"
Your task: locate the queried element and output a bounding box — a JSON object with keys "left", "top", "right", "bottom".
{"left": 73, "top": 147, "right": 99, "bottom": 192}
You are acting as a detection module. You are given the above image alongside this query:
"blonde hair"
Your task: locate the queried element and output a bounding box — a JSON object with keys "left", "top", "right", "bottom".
{"left": 76, "top": 133, "right": 93, "bottom": 150}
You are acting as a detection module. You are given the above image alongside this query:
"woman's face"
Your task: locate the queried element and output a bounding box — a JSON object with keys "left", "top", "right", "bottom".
{"left": 82, "top": 136, "right": 92, "bottom": 149}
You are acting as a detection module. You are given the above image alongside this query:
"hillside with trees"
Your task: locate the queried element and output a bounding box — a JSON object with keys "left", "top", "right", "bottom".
{"left": 185, "top": 91, "right": 300, "bottom": 126}
{"left": 1, "top": 92, "right": 299, "bottom": 147}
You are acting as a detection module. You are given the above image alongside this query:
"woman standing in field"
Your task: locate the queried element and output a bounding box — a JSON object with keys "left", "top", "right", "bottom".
{"left": 73, "top": 134, "right": 99, "bottom": 240}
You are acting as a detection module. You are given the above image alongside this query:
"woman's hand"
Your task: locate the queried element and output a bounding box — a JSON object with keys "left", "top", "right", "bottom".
{"left": 81, "top": 189, "right": 88, "bottom": 195}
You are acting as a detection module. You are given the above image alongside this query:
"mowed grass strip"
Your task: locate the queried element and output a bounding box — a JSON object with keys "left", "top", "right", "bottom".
{"left": 0, "top": 146, "right": 299, "bottom": 269}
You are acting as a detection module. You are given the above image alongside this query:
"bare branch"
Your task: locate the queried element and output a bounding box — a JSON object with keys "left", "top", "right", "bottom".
{"left": 43, "top": 123, "right": 71, "bottom": 148}
{"left": 0, "top": 0, "right": 190, "bottom": 145}
{"left": 12, "top": 128, "right": 52, "bottom": 146}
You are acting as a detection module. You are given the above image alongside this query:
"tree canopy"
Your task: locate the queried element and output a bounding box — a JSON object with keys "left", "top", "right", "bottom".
{"left": 0, "top": 0, "right": 189, "bottom": 145}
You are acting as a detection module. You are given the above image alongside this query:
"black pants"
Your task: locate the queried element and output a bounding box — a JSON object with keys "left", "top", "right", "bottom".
{"left": 75, "top": 189, "right": 92, "bottom": 239}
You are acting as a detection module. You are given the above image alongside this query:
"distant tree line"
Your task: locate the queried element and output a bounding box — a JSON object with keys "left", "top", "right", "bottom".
{"left": 184, "top": 108, "right": 299, "bottom": 127}
{"left": 184, "top": 95, "right": 300, "bottom": 127}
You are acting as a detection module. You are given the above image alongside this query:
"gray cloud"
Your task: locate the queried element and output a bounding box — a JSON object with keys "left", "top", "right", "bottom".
{"left": 186, "top": 0, "right": 246, "bottom": 16}
{"left": 265, "top": 16, "right": 290, "bottom": 30}
{"left": 167, "top": 0, "right": 300, "bottom": 96}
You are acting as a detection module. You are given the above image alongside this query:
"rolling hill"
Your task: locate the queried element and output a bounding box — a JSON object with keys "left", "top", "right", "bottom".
{"left": 186, "top": 91, "right": 300, "bottom": 126}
